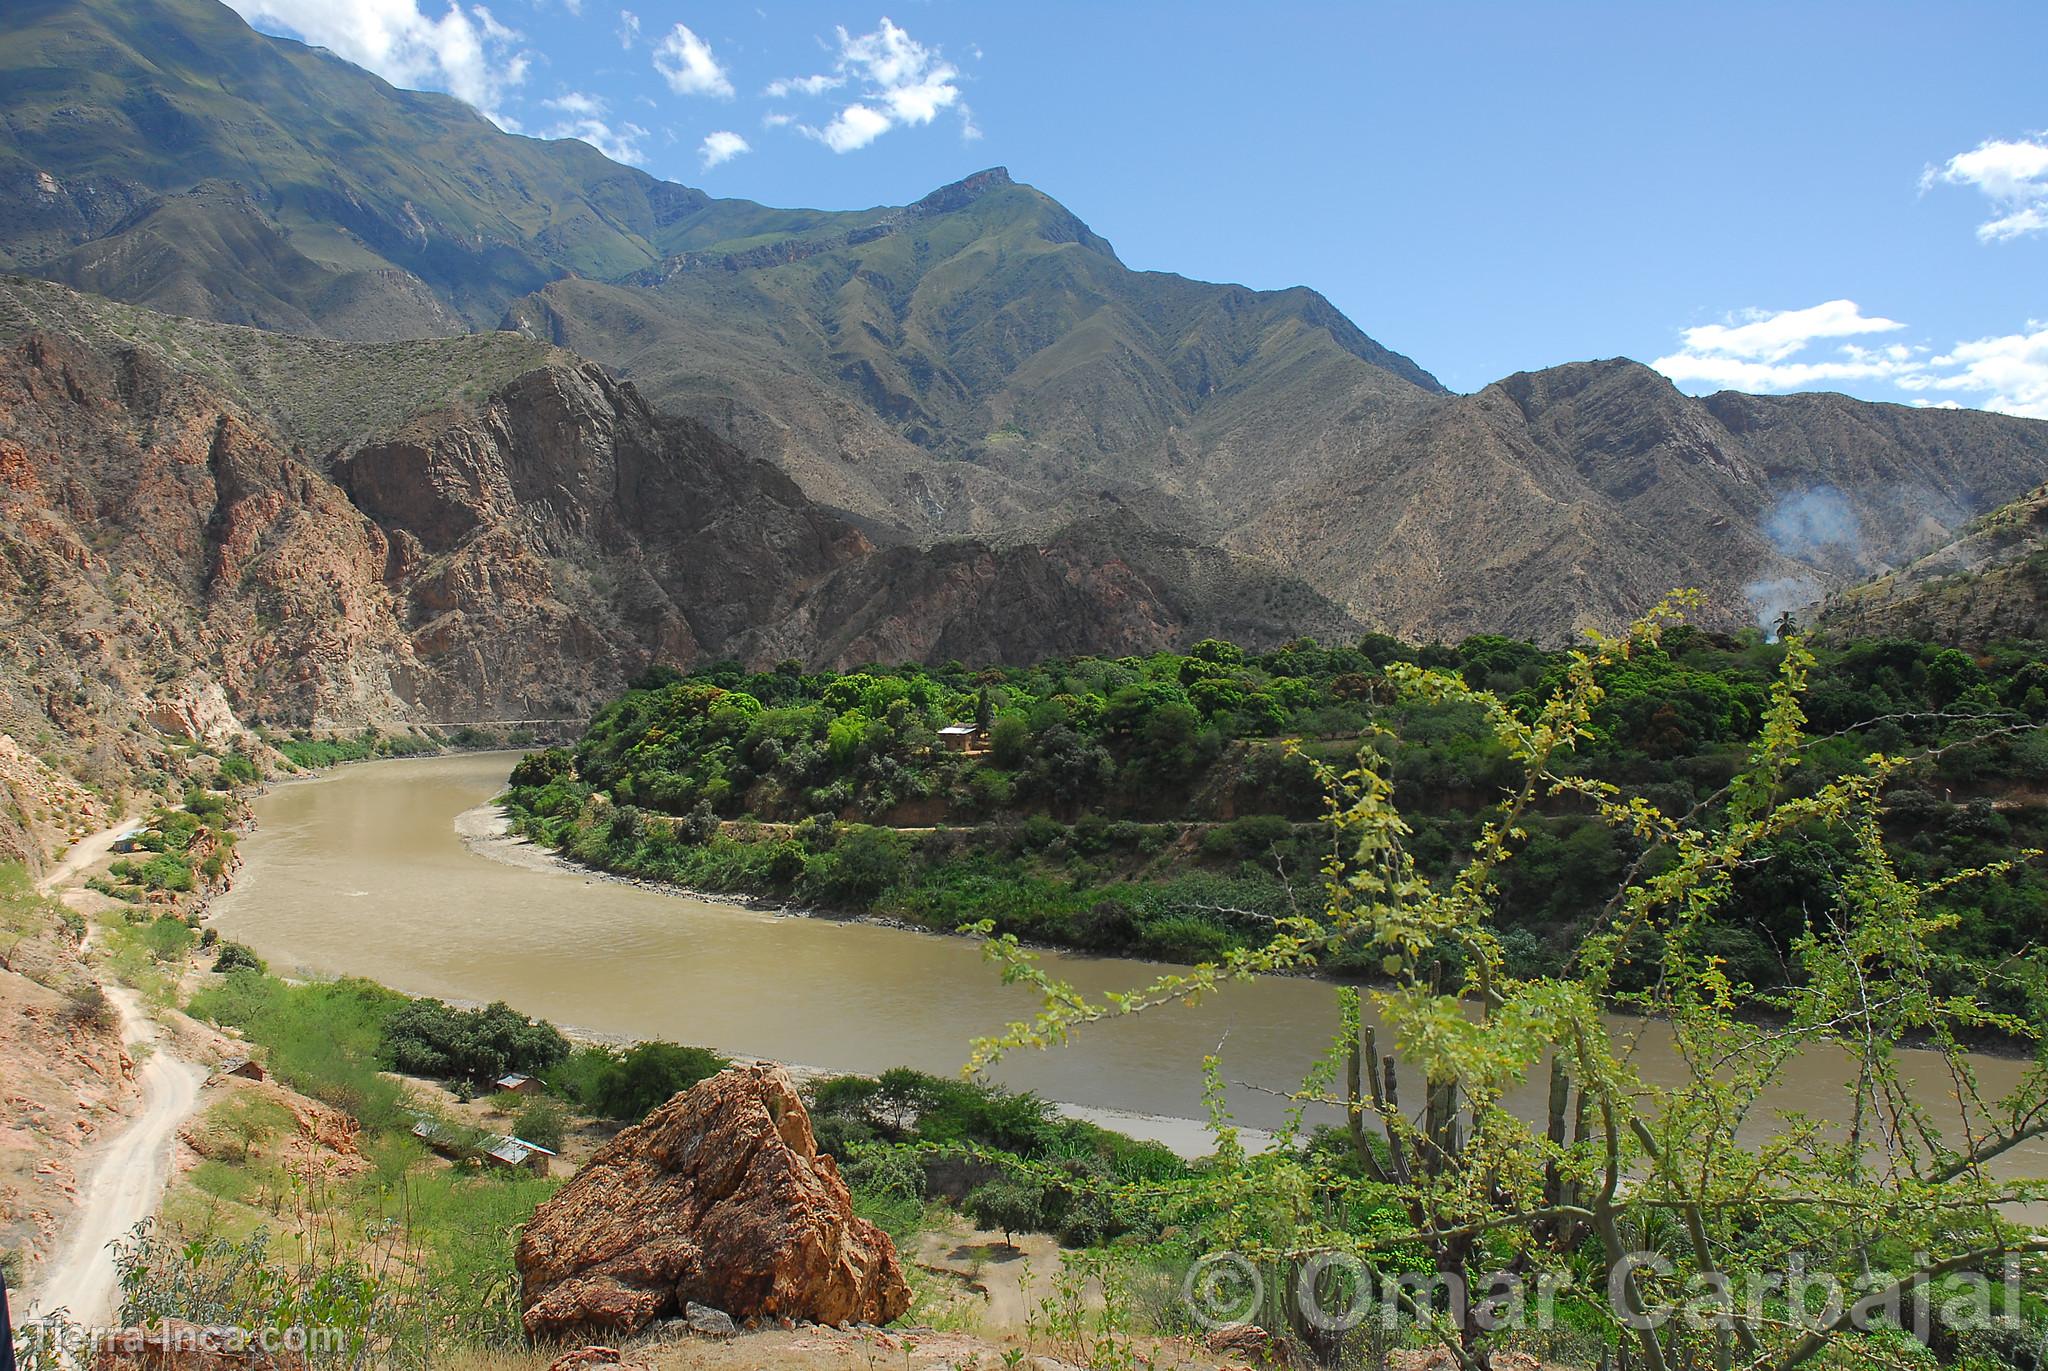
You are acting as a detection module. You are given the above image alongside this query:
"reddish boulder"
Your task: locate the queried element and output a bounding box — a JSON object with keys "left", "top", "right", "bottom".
{"left": 516, "top": 1065, "right": 911, "bottom": 1341}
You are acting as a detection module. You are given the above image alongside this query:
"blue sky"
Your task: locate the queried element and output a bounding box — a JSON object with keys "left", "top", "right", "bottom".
{"left": 230, "top": 0, "right": 2048, "bottom": 416}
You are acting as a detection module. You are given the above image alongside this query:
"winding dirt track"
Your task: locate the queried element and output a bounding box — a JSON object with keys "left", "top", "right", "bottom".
{"left": 35, "top": 818, "right": 142, "bottom": 894}
{"left": 26, "top": 822, "right": 206, "bottom": 1328}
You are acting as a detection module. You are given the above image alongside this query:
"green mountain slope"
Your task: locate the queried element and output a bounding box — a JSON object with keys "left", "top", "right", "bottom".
{"left": 0, "top": 0, "right": 708, "bottom": 333}
{"left": 1, "top": 0, "right": 1448, "bottom": 548}
{"left": 506, "top": 166, "right": 1446, "bottom": 538}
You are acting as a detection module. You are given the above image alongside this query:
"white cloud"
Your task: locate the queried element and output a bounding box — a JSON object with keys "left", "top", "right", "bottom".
{"left": 1669, "top": 300, "right": 1907, "bottom": 365}
{"left": 1653, "top": 302, "right": 2048, "bottom": 420}
{"left": 842, "top": 18, "right": 958, "bottom": 124}
{"left": 764, "top": 73, "right": 843, "bottom": 98}
{"left": 1652, "top": 354, "right": 1921, "bottom": 392}
{"left": 544, "top": 90, "right": 600, "bottom": 117}
{"left": 816, "top": 103, "right": 892, "bottom": 153}
{"left": 1923, "top": 134, "right": 2048, "bottom": 242}
{"left": 699, "top": 130, "right": 750, "bottom": 169}
{"left": 616, "top": 8, "right": 639, "bottom": 48}
{"left": 777, "top": 18, "right": 967, "bottom": 153}
{"left": 653, "top": 22, "right": 733, "bottom": 98}
{"left": 1652, "top": 301, "right": 1914, "bottom": 390}
{"left": 226, "top": 0, "right": 530, "bottom": 123}
{"left": 1901, "top": 324, "right": 2048, "bottom": 419}
{"left": 540, "top": 91, "right": 648, "bottom": 164}
{"left": 762, "top": 111, "right": 794, "bottom": 128}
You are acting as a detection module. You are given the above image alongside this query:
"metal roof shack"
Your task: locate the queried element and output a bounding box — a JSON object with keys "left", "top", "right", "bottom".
{"left": 485, "top": 1134, "right": 556, "bottom": 1175}
{"left": 936, "top": 724, "right": 990, "bottom": 754}
{"left": 494, "top": 1073, "right": 541, "bottom": 1095}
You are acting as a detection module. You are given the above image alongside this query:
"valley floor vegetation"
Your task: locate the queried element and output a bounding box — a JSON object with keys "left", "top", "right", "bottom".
{"left": 267, "top": 723, "right": 539, "bottom": 772}
{"left": 19, "top": 609, "right": 2048, "bottom": 1371}
{"left": 505, "top": 621, "right": 2048, "bottom": 1021}
{"left": 952, "top": 602, "right": 2048, "bottom": 1371}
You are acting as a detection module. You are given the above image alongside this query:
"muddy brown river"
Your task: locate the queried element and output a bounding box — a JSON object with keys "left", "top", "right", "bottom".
{"left": 208, "top": 751, "right": 2048, "bottom": 1181}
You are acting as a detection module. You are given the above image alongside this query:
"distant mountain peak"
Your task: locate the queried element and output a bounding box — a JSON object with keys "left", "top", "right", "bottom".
{"left": 907, "top": 167, "right": 1015, "bottom": 215}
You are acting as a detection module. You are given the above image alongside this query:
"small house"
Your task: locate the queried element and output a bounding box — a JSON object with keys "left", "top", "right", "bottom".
{"left": 485, "top": 1134, "right": 556, "bottom": 1176}
{"left": 494, "top": 1073, "right": 541, "bottom": 1096}
{"left": 937, "top": 723, "right": 990, "bottom": 756}
{"left": 215, "top": 1056, "right": 266, "bottom": 1083}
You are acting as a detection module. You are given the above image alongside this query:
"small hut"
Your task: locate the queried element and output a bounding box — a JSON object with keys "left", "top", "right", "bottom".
{"left": 215, "top": 1056, "right": 266, "bottom": 1083}
{"left": 485, "top": 1134, "right": 556, "bottom": 1176}
{"left": 937, "top": 723, "right": 990, "bottom": 756}
{"left": 494, "top": 1073, "right": 542, "bottom": 1097}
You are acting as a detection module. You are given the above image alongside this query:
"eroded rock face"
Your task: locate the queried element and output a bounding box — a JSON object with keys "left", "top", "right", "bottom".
{"left": 0, "top": 304, "right": 1334, "bottom": 790}
{"left": 515, "top": 1065, "right": 910, "bottom": 1342}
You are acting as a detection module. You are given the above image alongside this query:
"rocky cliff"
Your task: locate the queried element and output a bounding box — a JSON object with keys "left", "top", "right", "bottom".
{"left": 0, "top": 281, "right": 1354, "bottom": 778}
{"left": 1232, "top": 360, "right": 2048, "bottom": 639}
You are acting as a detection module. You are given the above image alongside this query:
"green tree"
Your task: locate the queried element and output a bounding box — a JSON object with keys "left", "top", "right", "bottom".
{"left": 512, "top": 1096, "right": 569, "bottom": 1151}
{"left": 969, "top": 597, "right": 2048, "bottom": 1371}
{"left": 989, "top": 714, "right": 1032, "bottom": 768}
{"left": 964, "top": 1177, "right": 1045, "bottom": 1249}
{"left": 216, "top": 1093, "right": 293, "bottom": 1161}
{"left": 585, "top": 1042, "right": 730, "bottom": 1121}
{"left": 509, "top": 747, "right": 575, "bottom": 787}
{"left": 212, "top": 941, "right": 265, "bottom": 974}
{"left": 382, "top": 999, "right": 569, "bottom": 1084}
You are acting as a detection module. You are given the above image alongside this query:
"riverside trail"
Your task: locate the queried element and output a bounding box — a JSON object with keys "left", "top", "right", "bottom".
{"left": 27, "top": 822, "right": 206, "bottom": 1329}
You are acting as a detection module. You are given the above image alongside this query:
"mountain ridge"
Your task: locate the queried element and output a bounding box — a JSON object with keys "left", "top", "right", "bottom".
{"left": 5, "top": 0, "right": 2048, "bottom": 655}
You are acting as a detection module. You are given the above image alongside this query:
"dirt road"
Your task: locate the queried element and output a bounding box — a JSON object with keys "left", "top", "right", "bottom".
{"left": 33, "top": 818, "right": 144, "bottom": 897}
{"left": 25, "top": 819, "right": 206, "bottom": 1329}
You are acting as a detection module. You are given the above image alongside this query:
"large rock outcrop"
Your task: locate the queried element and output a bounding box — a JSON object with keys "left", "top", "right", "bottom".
{"left": 515, "top": 1066, "right": 910, "bottom": 1341}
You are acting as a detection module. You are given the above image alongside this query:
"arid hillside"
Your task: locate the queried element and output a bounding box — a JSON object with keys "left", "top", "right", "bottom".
{"left": 1814, "top": 481, "right": 2048, "bottom": 645}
